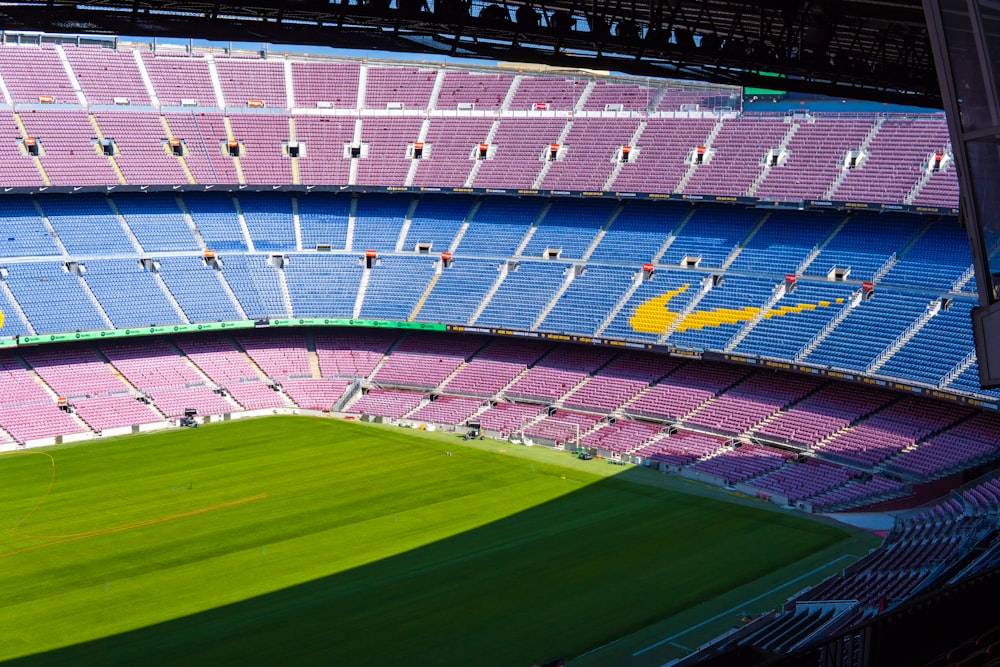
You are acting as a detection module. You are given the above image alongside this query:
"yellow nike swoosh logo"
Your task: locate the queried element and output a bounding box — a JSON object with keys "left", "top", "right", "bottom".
{"left": 630, "top": 288, "right": 844, "bottom": 335}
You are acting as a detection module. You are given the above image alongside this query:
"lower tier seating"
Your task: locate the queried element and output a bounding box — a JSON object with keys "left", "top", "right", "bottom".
{"left": 2, "top": 330, "right": 997, "bottom": 516}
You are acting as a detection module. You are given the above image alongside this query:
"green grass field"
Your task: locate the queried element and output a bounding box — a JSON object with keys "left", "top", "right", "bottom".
{"left": 0, "top": 416, "right": 875, "bottom": 666}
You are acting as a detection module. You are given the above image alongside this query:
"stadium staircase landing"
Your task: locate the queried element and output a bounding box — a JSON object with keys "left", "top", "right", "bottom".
{"left": 20, "top": 355, "right": 94, "bottom": 433}
{"left": 167, "top": 339, "right": 244, "bottom": 412}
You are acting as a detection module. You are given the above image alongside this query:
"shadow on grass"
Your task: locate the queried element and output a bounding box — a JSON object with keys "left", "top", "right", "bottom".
{"left": 3, "top": 466, "right": 850, "bottom": 667}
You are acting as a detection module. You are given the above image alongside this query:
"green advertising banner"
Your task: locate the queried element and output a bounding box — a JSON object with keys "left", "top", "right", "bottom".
{"left": 269, "top": 318, "right": 446, "bottom": 331}
{"left": 0, "top": 338, "right": 17, "bottom": 348}
{"left": 17, "top": 320, "right": 255, "bottom": 346}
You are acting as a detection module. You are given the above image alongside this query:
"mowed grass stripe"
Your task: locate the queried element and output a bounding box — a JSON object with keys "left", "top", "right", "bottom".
{"left": 0, "top": 416, "right": 852, "bottom": 666}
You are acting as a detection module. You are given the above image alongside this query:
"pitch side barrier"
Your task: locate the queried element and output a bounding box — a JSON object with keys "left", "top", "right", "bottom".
{"left": 0, "top": 183, "right": 959, "bottom": 218}
{"left": 4, "top": 318, "right": 994, "bottom": 412}
{"left": 5, "top": 318, "right": 444, "bottom": 349}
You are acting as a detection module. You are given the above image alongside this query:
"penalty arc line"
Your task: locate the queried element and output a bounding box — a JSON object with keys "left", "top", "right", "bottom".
{"left": 630, "top": 553, "right": 858, "bottom": 657}
{"left": 1, "top": 494, "right": 268, "bottom": 559}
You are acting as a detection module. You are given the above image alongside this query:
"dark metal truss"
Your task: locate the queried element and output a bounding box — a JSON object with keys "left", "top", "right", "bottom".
{"left": 0, "top": 0, "right": 940, "bottom": 107}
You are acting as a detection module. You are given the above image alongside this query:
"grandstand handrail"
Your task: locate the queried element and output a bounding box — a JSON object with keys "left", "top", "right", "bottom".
{"left": 0, "top": 182, "right": 960, "bottom": 216}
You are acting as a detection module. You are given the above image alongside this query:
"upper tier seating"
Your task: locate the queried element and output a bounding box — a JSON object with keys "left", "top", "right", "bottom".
{"left": 410, "top": 117, "right": 492, "bottom": 187}
{"left": 755, "top": 117, "right": 876, "bottom": 201}
{"left": 834, "top": 116, "right": 950, "bottom": 204}
{"left": 94, "top": 111, "right": 192, "bottom": 184}
{"left": 682, "top": 116, "right": 790, "bottom": 196}
{"left": 162, "top": 112, "right": 239, "bottom": 183}
{"left": 291, "top": 61, "right": 360, "bottom": 109}
{"left": 0, "top": 44, "right": 75, "bottom": 103}
{"left": 228, "top": 113, "right": 293, "bottom": 184}
{"left": 215, "top": 57, "right": 286, "bottom": 109}
{"left": 356, "top": 117, "right": 423, "bottom": 186}
{"left": 19, "top": 110, "right": 120, "bottom": 185}
{"left": 509, "top": 75, "right": 587, "bottom": 110}
{"left": 293, "top": 117, "right": 355, "bottom": 185}
{"left": 539, "top": 118, "right": 640, "bottom": 190}
{"left": 65, "top": 45, "right": 151, "bottom": 106}
{"left": 0, "top": 112, "right": 47, "bottom": 187}
{"left": 912, "top": 162, "right": 959, "bottom": 208}
{"left": 141, "top": 52, "right": 217, "bottom": 107}
{"left": 584, "top": 81, "right": 656, "bottom": 111}
{"left": 364, "top": 66, "right": 437, "bottom": 110}
{"left": 472, "top": 118, "right": 566, "bottom": 189}
{"left": 611, "top": 117, "right": 717, "bottom": 193}
{"left": 435, "top": 70, "right": 513, "bottom": 111}
{"left": 0, "top": 44, "right": 959, "bottom": 207}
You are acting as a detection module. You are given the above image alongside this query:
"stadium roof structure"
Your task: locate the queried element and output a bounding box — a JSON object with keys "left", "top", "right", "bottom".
{"left": 0, "top": 0, "right": 939, "bottom": 107}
